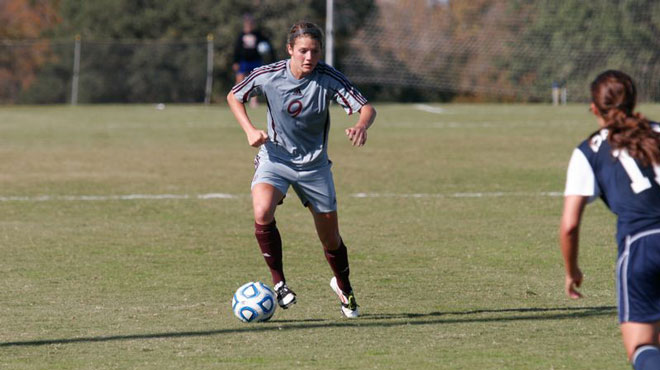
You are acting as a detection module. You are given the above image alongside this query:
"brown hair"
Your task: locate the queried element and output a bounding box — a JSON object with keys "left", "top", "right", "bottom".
{"left": 591, "top": 70, "right": 660, "bottom": 166}
{"left": 287, "top": 21, "right": 324, "bottom": 49}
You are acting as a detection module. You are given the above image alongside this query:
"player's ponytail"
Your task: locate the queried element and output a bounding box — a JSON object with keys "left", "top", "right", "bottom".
{"left": 591, "top": 70, "right": 660, "bottom": 166}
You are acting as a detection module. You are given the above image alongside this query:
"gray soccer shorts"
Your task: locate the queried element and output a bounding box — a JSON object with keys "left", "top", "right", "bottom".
{"left": 251, "top": 156, "right": 337, "bottom": 213}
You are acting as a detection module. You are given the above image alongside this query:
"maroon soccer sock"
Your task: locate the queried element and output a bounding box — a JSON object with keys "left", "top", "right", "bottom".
{"left": 254, "top": 221, "right": 285, "bottom": 285}
{"left": 324, "top": 240, "right": 352, "bottom": 294}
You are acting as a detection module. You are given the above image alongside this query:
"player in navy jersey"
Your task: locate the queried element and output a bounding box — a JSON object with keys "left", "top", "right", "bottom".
{"left": 560, "top": 70, "right": 660, "bottom": 369}
{"left": 227, "top": 21, "right": 376, "bottom": 318}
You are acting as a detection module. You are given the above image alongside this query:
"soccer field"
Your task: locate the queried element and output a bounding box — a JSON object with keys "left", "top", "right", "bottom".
{"left": 2, "top": 103, "right": 659, "bottom": 369}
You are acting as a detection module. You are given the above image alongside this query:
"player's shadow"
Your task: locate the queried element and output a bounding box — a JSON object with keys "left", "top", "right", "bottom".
{"left": 358, "top": 305, "right": 616, "bottom": 321}
{"left": 0, "top": 305, "right": 615, "bottom": 348}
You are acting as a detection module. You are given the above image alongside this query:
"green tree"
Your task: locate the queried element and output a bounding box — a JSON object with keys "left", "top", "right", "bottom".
{"left": 504, "top": 0, "right": 660, "bottom": 101}
{"left": 0, "top": 0, "right": 60, "bottom": 103}
{"left": 21, "top": 0, "right": 374, "bottom": 103}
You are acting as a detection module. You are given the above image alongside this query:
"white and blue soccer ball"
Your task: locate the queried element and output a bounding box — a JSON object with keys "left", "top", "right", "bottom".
{"left": 257, "top": 41, "right": 271, "bottom": 55}
{"left": 232, "top": 281, "right": 276, "bottom": 323}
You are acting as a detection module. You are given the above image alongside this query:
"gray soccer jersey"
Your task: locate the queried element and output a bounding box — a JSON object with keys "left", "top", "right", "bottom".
{"left": 231, "top": 60, "right": 368, "bottom": 170}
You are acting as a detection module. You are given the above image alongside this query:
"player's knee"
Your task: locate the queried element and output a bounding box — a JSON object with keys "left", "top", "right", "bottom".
{"left": 253, "top": 206, "right": 274, "bottom": 225}
{"left": 254, "top": 215, "right": 274, "bottom": 226}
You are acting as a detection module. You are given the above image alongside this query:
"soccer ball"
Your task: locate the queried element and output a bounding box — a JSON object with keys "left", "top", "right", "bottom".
{"left": 257, "top": 41, "right": 271, "bottom": 55}
{"left": 232, "top": 281, "right": 277, "bottom": 323}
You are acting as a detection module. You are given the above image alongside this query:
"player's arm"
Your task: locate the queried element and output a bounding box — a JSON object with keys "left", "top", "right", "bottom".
{"left": 226, "top": 91, "right": 268, "bottom": 147}
{"left": 559, "top": 195, "right": 588, "bottom": 299}
{"left": 560, "top": 146, "right": 600, "bottom": 299}
{"left": 346, "top": 104, "right": 376, "bottom": 147}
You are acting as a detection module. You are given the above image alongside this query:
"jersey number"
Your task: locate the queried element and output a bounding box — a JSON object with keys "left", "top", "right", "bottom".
{"left": 617, "top": 149, "right": 660, "bottom": 193}
{"left": 287, "top": 100, "right": 303, "bottom": 117}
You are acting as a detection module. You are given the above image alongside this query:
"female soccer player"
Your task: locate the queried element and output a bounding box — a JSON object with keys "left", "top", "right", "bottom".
{"left": 560, "top": 70, "right": 660, "bottom": 369}
{"left": 227, "top": 21, "right": 376, "bottom": 318}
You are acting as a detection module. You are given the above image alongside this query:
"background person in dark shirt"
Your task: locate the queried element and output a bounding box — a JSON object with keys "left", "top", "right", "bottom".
{"left": 232, "top": 14, "right": 275, "bottom": 106}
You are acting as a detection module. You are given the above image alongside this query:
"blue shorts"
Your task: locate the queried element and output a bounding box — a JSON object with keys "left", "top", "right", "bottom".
{"left": 616, "top": 229, "right": 660, "bottom": 323}
{"left": 251, "top": 156, "right": 337, "bottom": 213}
{"left": 238, "top": 60, "right": 263, "bottom": 75}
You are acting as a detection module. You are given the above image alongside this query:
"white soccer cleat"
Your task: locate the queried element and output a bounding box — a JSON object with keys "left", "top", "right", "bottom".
{"left": 330, "top": 276, "right": 359, "bottom": 318}
{"left": 274, "top": 281, "right": 297, "bottom": 309}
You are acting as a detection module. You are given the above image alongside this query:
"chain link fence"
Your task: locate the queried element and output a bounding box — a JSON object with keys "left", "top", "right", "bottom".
{"left": 3, "top": 1, "right": 660, "bottom": 104}
{"left": 2, "top": 37, "right": 212, "bottom": 104}
{"left": 340, "top": 0, "right": 660, "bottom": 102}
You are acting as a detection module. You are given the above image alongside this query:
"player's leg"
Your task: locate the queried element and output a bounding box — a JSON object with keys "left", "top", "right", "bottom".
{"left": 309, "top": 208, "right": 358, "bottom": 318}
{"left": 293, "top": 163, "right": 352, "bottom": 292}
{"left": 236, "top": 60, "right": 255, "bottom": 84}
{"left": 618, "top": 232, "right": 660, "bottom": 368}
{"left": 294, "top": 163, "right": 358, "bottom": 317}
{"left": 252, "top": 182, "right": 285, "bottom": 282}
{"left": 309, "top": 209, "right": 350, "bottom": 291}
{"left": 622, "top": 322, "right": 660, "bottom": 369}
{"left": 252, "top": 182, "right": 282, "bottom": 225}
{"left": 251, "top": 160, "right": 297, "bottom": 308}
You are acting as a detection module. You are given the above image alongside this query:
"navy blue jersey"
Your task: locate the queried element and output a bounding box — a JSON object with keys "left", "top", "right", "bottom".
{"left": 565, "top": 123, "right": 660, "bottom": 248}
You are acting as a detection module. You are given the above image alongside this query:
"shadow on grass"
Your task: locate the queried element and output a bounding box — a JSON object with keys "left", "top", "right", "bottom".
{"left": 0, "top": 305, "right": 615, "bottom": 348}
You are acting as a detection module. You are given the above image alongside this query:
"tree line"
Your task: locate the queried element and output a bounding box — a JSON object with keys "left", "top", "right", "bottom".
{"left": 2, "top": 0, "right": 659, "bottom": 103}
{"left": 1, "top": 0, "right": 374, "bottom": 103}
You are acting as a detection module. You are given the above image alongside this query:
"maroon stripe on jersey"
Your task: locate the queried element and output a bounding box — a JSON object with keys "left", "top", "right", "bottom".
{"left": 232, "top": 61, "right": 287, "bottom": 93}
{"left": 319, "top": 67, "right": 366, "bottom": 107}
{"left": 232, "top": 65, "right": 287, "bottom": 103}
{"left": 250, "top": 60, "right": 287, "bottom": 75}
{"left": 333, "top": 91, "right": 353, "bottom": 115}
{"left": 322, "top": 110, "right": 330, "bottom": 148}
{"left": 232, "top": 64, "right": 286, "bottom": 94}
{"left": 241, "top": 87, "right": 257, "bottom": 103}
{"left": 317, "top": 64, "right": 368, "bottom": 106}
{"left": 264, "top": 93, "right": 278, "bottom": 144}
{"left": 322, "top": 72, "right": 368, "bottom": 106}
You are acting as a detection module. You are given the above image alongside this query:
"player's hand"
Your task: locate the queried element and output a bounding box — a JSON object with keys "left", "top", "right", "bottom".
{"left": 246, "top": 129, "right": 268, "bottom": 147}
{"left": 565, "top": 268, "right": 583, "bottom": 299}
{"left": 345, "top": 126, "right": 367, "bottom": 146}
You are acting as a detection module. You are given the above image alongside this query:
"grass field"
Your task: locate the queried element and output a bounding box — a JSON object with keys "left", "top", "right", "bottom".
{"left": 2, "top": 103, "right": 659, "bottom": 369}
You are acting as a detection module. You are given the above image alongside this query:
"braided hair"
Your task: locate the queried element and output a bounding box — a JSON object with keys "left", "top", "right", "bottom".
{"left": 591, "top": 70, "right": 660, "bottom": 166}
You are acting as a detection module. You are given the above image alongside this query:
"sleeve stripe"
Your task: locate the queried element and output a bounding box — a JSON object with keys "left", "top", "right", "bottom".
{"left": 321, "top": 66, "right": 367, "bottom": 105}
{"left": 231, "top": 61, "right": 287, "bottom": 93}
{"left": 232, "top": 62, "right": 286, "bottom": 92}
{"left": 241, "top": 87, "right": 257, "bottom": 103}
{"left": 317, "top": 64, "right": 368, "bottom": 106}
{"left": 334, "top": 91, "right": 352, "bottom": 115}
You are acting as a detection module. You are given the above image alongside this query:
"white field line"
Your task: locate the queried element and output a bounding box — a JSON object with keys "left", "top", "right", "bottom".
{"left": 414, "top": 104, "right": 446, "bottom": 114}
{"left": 0, "top": 191, "right": 563, "bottom": 202}
{"left": 382, "top": 121, "right": 494, "bottom": 128}
{"left": 0, "top": 193, "right": 238, "bottom": 202}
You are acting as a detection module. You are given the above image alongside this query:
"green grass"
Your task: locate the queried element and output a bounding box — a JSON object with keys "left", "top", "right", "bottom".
{"left": 2, "top": 103, "right": 659, "bottom": 369}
